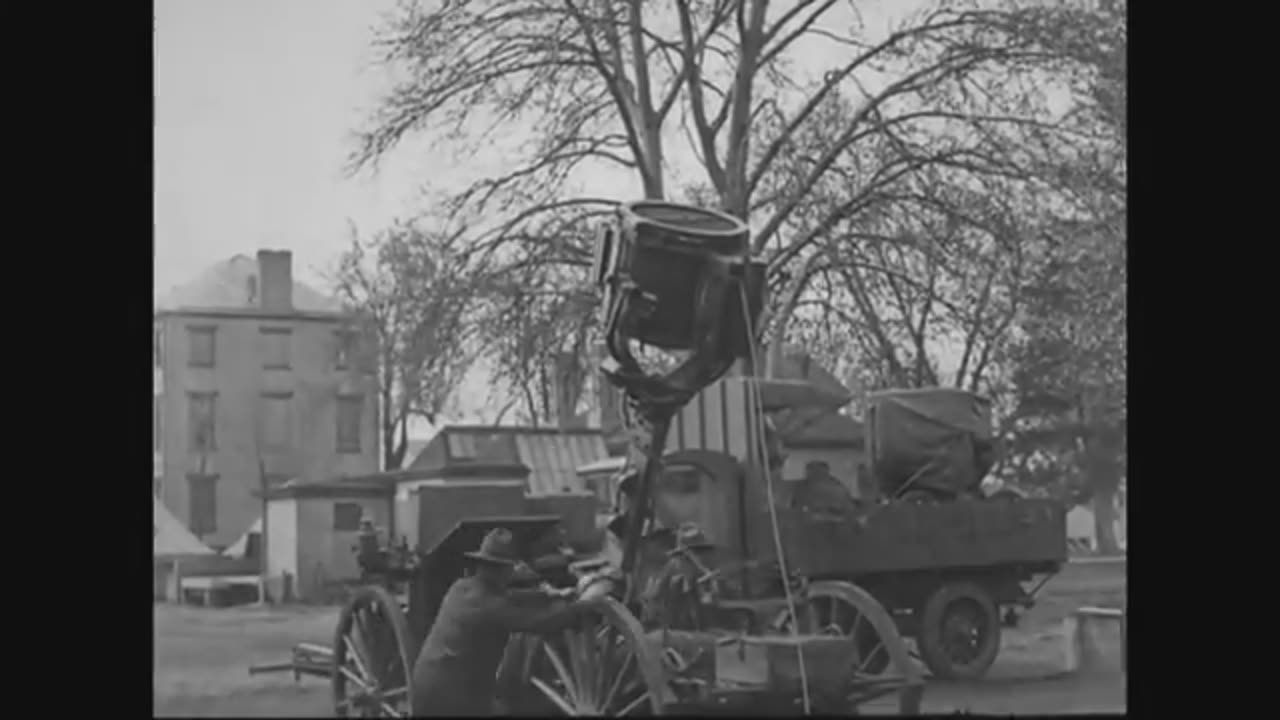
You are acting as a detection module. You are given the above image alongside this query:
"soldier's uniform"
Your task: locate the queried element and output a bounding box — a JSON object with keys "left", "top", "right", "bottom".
{"left": 410, "top": 530, "right": 589, "bottom": 716}
{"left": 642, "top": 523, "right": 717, "bottom": 630}
{"left": 790, "top": 461, "right": 857, "bottom": 517}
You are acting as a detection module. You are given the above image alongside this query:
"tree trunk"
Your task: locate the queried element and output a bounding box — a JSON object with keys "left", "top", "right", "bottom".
{"left": 1092, "top": 486, "right": 1120, "bottom": 555}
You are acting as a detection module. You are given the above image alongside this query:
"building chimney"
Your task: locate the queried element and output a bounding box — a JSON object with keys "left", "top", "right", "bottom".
{"left": 256, "top": 250, "right": 293, "bottom": 312}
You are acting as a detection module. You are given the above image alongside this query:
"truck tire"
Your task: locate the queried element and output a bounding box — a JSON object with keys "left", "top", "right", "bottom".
{"left": 916, "top": 581, "right": 1002, "bottom": 680}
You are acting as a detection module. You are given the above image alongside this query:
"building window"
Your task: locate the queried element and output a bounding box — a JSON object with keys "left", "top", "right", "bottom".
{"left": 259, "top": 392, "right": 294, "bottom": 451}
{"left": 188, "top": 392, "right": 218, "bottom": 452}
{"left": 334, "top": 329, "right": 355, "bottom": 370}
{"left": 337, "top": 395, "right": 363, "bottom": 454}
{"left": 260, "top": 327, "right": 292, "bottom": 369}
{"left": 187, "top": 326, "right": 217, "bottom": 368}
{"left": 187, "top": 474, "right": 218, "bottom": 537}
{"left": 333, "top": 502, "right": 364, "bottom": 532}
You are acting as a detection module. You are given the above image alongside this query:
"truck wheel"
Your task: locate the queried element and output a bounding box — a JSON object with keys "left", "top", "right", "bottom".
{"left": 916, "top": 581, "right": 1001, "bottom": 681}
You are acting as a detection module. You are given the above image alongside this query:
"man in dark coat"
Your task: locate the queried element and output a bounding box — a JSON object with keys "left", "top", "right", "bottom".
{"left": 410, "top": 528, "right": 592, "bottom": 716}
{"left": 789, "top": 461, "right": 857, "bottom": 517}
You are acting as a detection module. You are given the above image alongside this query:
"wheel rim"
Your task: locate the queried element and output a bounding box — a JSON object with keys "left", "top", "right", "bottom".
{"left": 526, "top": 598, "right": 667, "bottom": 716}
{"left": 777, "top": 581, "right": 923, "bottom": 714}
{"left": 940, "top": 598, "right": 988, "bottom": 668}
{"left": 915, "top": 581, "right": 1001, "bottom": 680}
{"left": 332, "top": 587, "right": 416, "bottom": 718}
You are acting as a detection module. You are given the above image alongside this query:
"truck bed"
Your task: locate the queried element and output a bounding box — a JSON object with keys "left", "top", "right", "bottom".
{"left": 758, "top": 498, "right": 1066, "bottom": 577}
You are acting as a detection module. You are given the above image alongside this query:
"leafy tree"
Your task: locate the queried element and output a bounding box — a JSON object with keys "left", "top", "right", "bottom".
{"left": 331, "top": 222, "right": 481, "bottom": 470}
{"left": 998, "top": 0, "right": 1126, "bottom": 552}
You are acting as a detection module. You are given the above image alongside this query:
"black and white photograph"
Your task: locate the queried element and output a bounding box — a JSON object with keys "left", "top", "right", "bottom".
{"left": 153, "top": 0, "right": 1127, "bottom": 715}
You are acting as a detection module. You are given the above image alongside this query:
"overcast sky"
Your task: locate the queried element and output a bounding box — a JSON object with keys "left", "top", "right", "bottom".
{"left": 154, "top": 0, "right": 923, "bottom": 291}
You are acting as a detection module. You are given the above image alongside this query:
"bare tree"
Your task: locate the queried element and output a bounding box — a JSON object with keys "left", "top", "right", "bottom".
{"left": 349, "top": 0, "right": 1088, "bottom": 381}
{"left": 331, "top": 222, "right": 481, "bottom": 470}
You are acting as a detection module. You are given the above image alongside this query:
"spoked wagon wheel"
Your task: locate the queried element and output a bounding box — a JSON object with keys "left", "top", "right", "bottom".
{"left": 778, "top": 581, "right": 923, "bottom": 715}
{"left": 915, "top": 581, "right": 1001, "bottom": 681}
{"left": 523, "top": 597, "right": 669, "bottom": 716}
{"left": 332, "top": 586, "right": 418, "bottom": 717}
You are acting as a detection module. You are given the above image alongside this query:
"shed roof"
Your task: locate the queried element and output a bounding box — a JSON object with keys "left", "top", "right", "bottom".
{"left": 408, "top": 425, "right": 608, "bottom": 496}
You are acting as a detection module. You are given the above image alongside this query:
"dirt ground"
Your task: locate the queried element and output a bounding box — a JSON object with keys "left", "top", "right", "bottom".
{"left": 154, "top": 559, "right": 1126, "bottom": 717}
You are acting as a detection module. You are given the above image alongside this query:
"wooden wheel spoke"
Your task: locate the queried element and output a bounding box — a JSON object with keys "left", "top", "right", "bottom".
{"left": 593, "top": 626, "right": 616, "bottom": 705}
{"left": 344, "top": 632, "right": 375, "bottom": 682}
{"left": 543, "top": 641, "right": 580, "bottom": 707}
{"left": 857, "top": 641, "right": 887, "bottom": 674}
{"left": 791, "top": 582, "right": 921, "bottom": 715}
{"left": 532, "top": 676, "right": 580, "bottom": 715}
{"left": 602, "top": 645, "right": 636, "bottom": 710}
{"left": 340, "top": 665, "right": 373, "bottom": 693}
{"left": 616, "top": 691, "right": 651, "bottom": 716}
{"left": 568, "top": 628, "right": 598, "bottom": 709}
{"left": 332, "top": 586, "right": 415, "bottom": 718}
{"left": 354, "top": 609, "right": 384, "bottom": 684}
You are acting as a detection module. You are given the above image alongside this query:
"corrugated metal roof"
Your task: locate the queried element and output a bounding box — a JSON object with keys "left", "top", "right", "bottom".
{"left": 406, "top": 425, "right": 608, "bottom": 496}
{"left": 154, "top": 254, "right": 341, "bottom": 313}
{"left": 515, "top": 432, "right": 606, "bottom": 496}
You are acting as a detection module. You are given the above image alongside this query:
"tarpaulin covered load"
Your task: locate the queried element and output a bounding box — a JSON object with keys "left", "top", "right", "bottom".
{"left": 867, "top": 388, "right": 997, "bottom": 498}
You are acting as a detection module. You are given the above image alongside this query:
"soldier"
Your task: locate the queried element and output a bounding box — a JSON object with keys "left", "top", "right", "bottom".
{"left": 410, "top": 528, "right": 593, "bottom": 716}
{"left": 790, "top": 461, "right": 857, "bottom": 518}
{"left": 643, "top": 522, "right": 718, "bottom": 630}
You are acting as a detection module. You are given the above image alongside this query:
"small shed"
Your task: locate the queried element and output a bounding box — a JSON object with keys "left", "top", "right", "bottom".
{"left": 406, "top": 425, "right": 607, "bottom": 496}
{"left": 262, "top": 478, "right": 393, "bottom": 603}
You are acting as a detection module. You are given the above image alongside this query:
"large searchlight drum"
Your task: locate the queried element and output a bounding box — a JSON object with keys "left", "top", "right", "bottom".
{"left": 594, "top": 201, "right": 765, "bottom": 402}
{"left": 594, "top": 201, "right": 754, "bottom": 352}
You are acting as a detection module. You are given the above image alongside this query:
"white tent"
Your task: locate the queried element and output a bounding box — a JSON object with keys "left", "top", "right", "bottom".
{"left": 223, "top": 517, "right": 261, "bottom": 558}
{"left": 154, "top": 498, "right": 213, "bottom": 557}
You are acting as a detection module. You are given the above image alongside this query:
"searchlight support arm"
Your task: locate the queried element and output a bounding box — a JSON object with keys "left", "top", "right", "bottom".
{"left": 591, "top": 201, "right": 765, "bottom": 603}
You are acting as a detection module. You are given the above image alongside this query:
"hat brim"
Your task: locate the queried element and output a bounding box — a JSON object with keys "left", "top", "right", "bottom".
{"left": 464, "top": 551, "right": 519, "bottom": 566}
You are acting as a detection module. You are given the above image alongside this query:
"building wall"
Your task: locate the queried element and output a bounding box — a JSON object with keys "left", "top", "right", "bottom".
{"left": 265, "top": 498, "right": 298, "bottom": 600}
{"left": 156, "top": 311, "right": 379, "bottom": 549}
{"left": 294, "top": 495, "right": 392, "bottom": 601}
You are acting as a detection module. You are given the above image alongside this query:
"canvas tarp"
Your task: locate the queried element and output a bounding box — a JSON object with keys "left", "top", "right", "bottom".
{"left": 224, "top": 517, "right": 262, "bottom": 558}
{"left": 154, "top": 498, "right": 214, "bottom": 557}
{"left": 868, "top": 388, "right": 996, "bottom": 498}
